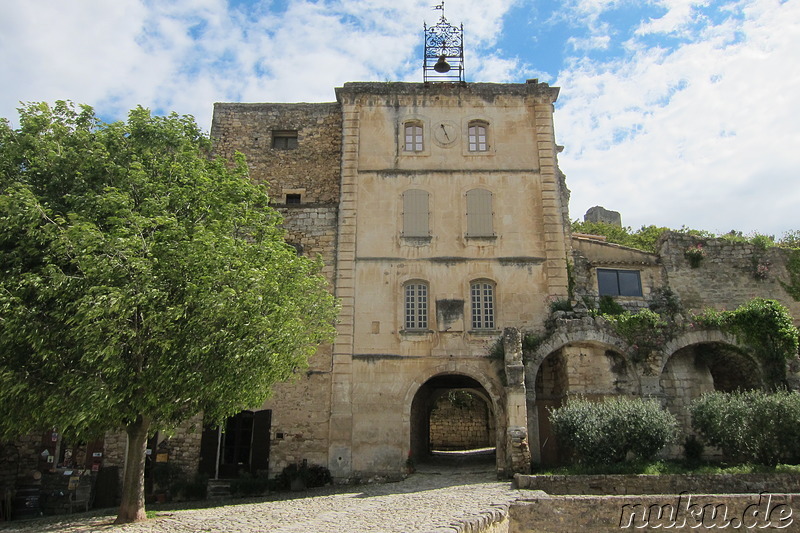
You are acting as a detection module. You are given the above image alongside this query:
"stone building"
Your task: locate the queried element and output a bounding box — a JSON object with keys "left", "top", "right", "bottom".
{"left": 3, "top": 25, "right": 800, "bottom": 512}
{"left": 201, "top": 79, "right": 800, "bottom": 480}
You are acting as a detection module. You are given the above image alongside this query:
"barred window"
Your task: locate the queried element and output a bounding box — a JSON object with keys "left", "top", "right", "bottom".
{"left": 404, "top": 282, "right": 429, "bottom": 330}
{"left": 272, "top": 130, "right": 298, "bottom": 150}
{"left": 468, "top": 122, "right": 488, "bottom": 152}
{"left": 470, "top": 281, "right": 495, "bottom": 330}
{"left": 404, "top": 122, "right": 423, "bottom": 152}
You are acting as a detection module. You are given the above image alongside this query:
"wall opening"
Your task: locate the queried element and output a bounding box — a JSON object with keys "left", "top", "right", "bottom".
{"left": 410, "top": 374, "right": 496, "bottom": 466}
{"left": 660, "top": 342, "right": 762, "bottom": 456}
{"left": 534, "top": 350, "right": 569, "bottom": 467}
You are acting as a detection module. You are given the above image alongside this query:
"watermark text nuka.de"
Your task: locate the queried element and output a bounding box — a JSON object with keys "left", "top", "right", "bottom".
{"left": 619, "top": 492, "right": 793, "bottom": 529}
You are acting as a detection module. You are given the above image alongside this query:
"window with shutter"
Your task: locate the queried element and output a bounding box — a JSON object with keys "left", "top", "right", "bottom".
{"left": 466, "top": 188, "right": 493, "bottom": 237}
{"left": 403, "top": 189, "right": 430, "bottom": 237}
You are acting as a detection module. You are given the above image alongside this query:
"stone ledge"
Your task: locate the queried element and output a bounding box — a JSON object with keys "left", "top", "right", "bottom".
{"left": 513, "top": 472, "right": 800, "bottom": 495}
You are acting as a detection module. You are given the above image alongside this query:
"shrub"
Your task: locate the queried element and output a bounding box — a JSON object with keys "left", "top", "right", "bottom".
{"left": 607, "top": 309, "right": 671, "bottom": 361}
{"left": 690, "top": 390, "right": 800, "bottom": 466}
{"left": 229, "top": 472, "right": 274, "bottom": 496}
{"left": 278, "top": 462, "right": 333, "bottom": 490}
{"left": 598, "top": 295, "right": 625, "bottom": 316}
{"left": 549, "top": 396, "right": 677, "bottom": 465}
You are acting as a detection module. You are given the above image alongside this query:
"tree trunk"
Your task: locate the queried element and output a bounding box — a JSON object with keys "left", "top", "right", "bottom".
{"left": 114, "top": 415, "right": 151, "bottom": 524}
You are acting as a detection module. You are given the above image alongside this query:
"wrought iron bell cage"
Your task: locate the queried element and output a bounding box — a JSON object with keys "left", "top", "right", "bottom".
{"left": 423, "top": 4, "right": 464, "bottom": 83}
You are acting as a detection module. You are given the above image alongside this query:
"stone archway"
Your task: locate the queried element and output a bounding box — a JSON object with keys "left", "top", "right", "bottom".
{"left": 660, "top": 341, "right": 763, "bottom": 457}
{"left": 409, "top": 374, "right": 497, "bottom": 467}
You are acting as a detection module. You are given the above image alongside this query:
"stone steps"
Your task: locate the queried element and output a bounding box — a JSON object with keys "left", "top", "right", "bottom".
{"left": 206, "top": 480, "right": 231, "bottom": 499}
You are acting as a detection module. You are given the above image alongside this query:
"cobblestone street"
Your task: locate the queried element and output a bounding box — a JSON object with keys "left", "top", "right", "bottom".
{"left": 1, "top": 463, "right": 519, "bottom": 533}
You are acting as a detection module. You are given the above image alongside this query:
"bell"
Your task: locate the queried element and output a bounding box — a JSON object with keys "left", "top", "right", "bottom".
{"left": 433, "top": 55, "right": 451, "bottom": 73}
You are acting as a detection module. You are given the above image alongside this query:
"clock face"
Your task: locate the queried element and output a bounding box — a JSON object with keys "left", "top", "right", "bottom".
{"left": 433, "top": 121, "right": 459, "bottom": 147}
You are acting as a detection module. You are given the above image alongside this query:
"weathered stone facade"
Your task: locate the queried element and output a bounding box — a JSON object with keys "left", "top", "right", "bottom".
{"left": 5, "top": 78, "right": 800, "bottom": 511}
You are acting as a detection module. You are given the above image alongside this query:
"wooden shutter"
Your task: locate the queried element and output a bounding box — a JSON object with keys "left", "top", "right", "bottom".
{"left": 466, "top": 189, "right": 493, "bottom": 236}
{"left": 250, "top": 409, "right": 272, "bottom": 474}
{"left": 403, "top": 189, "right": 429, "bottom": 237}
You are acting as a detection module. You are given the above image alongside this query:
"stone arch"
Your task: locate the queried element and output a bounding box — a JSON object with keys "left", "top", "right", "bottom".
{"left": 659, "top": 331, "right": 764, "bottom": 457}
{"left": 529, "top": 325, "right": 630, "bottom": 371}
{"left": 525, "top": 323, "right": 639, "bottom": 466}
{"left": 404, "top": 364, "right": 505, "bottom": 473}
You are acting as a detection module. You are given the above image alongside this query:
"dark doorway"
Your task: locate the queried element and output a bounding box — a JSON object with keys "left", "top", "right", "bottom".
{"left": 534, "top": 351, "right": 568, "bottom": 466}
{"left": 199, "top": 410, "right": 271, "bottom": 479}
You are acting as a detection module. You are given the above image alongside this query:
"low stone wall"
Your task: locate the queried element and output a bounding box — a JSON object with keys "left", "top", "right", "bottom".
{"left": 514, "top": 472, "right": 800, "bottom": 495}
{"left": 510, "top": 492, "right": 798, "bottom": 532}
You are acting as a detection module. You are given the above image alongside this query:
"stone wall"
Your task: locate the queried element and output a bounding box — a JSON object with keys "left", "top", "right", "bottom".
{"left": 429, "top": 393, "right": 492, "bottom": 450}
{"left": 658, "top": 232, "right": 800, "bottom": 322}
{"left": 510, "top": 492, "right": 798, "bottom": 532}
{"left": 262, "top": 367, "right": 333, "bottom": 477}
{"left": 160, "top": 414, "right": 203, "bottom": 477}
{"left": 210, "top": 102, "right": 341, "bottom": 205}
{"left": 514, "top": 472, "right": 800, "bottom": 495}
{"left": 277, "top": 205, "right": 338, "bottom": 286}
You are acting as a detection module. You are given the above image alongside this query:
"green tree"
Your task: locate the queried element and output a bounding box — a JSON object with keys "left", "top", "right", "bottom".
{"left": 0, "top": 102, "right": 338, "bottom": 523}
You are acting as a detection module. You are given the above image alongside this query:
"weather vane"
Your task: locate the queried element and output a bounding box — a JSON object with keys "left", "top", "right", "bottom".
{"left": 423, "top": 1, "right": 464, "bottom": 83}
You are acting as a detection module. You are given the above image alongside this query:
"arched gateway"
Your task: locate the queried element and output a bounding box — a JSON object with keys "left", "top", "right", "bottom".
{"left": 407, "top": 371, "right": 506, "bottom": 474}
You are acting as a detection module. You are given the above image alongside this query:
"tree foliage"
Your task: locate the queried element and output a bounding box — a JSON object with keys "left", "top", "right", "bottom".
{"left": 0, "top": 101, "right": 338, "bottom": 521}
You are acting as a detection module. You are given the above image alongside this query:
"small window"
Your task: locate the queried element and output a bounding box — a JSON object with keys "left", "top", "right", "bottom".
{"left": 597, "top": 269, "right": 643, "bottom": 297}
{"left": 402, "top": 189, "right": 429, "bottom": 237}
{"left": 404, "top": 282, "right": 429, "bottom": 330}
{"left": 272, "top": 130, "right": 298, "bottom": 150}
{"left": 285, "top": 193, "right": 302, "bottom": 204}
{"left": 404, "top": 122, "right": 423, "bottom": 152}
{"left": 470, "top": 280, "right": 495, "bottom": 330}
{"left": 466, "top": 188, "right": 493, "bottom": 237}
{"left": 468, "top": 122, "right": 488, "bottom": 152}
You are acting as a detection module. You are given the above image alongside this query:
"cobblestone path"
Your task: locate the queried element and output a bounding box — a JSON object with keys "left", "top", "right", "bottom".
{"left": 1, "top": 468, "right": 519, "bottom": 533}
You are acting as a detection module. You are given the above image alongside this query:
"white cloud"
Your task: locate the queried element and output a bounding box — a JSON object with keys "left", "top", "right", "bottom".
{"left": 556, "top": 0, "right": 800, "bottom": 236}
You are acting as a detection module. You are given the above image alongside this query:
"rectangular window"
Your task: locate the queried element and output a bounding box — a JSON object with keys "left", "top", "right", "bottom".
{"left": 402, "top": 189, "right": 429, "bottom": 237}
{"left": 272, "top": 130, "right": 298, "bottom": 150}
{"left": 471, "top": 282, "right": 495, "bottom": 330}
{"left": 285, "top": 193, "right": 302, "bottom": 204}
{"left": 468, "top": 124, "right": 488, "bottom": 152}
{"left": 404, "top": 124, "right": 423, "bottom": 152}
{"left": 405, "top": 283, "right": 428, "bottom": 330}
{"left": 597, "top": 269, "right": 643, "bottom": 297}
{"left": 466, "top": 188, "right": 493, "bottom": 237}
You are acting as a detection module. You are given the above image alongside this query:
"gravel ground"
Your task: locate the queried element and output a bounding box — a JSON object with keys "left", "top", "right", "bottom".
{"left": 0, "top": 465, "right": 519, "bottom": 533}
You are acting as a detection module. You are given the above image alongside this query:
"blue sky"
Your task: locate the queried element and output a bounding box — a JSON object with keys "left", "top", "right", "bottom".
{"left": 2, "top": 0, "right": 799, "bottom": 237}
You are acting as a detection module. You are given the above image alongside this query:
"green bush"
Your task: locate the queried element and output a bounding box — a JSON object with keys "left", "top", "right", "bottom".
{"left": 690, "top": 390, "right": 800, "bottom": 465}
{"left": 549, "top": 396, "right": 677, "bottom": 465}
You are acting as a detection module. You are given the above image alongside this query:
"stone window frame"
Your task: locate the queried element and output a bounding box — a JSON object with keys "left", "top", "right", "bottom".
{"left": 403, "top": 280, "right": 430, "bottom": 332}
{"left": 470, "top": 279, "right": 496, "bottom": 331}
{"left": 462, "top": 116, "right": 495, "bottom": 157}
{"left": 596, "top": 268, "right": 643, "bottom": 297}
{"left": 272, "top": 130, "right": 298, "bottom": 150}
{"left": 467, "top": 120, "right": 489, "bottom": 152}
{"left": 399, "top": 116, "right": 430, "bottom": 157}
{"left": 281, "top": 188, "right": 306, "bottom": 205}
